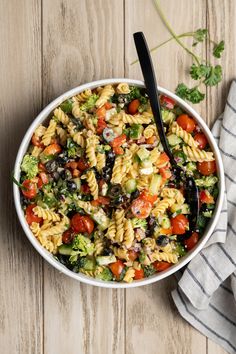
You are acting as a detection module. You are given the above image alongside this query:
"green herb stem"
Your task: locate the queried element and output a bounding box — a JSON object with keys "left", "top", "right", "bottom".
{"left": 153, "top": 0, "right": 201, "bottom": 65}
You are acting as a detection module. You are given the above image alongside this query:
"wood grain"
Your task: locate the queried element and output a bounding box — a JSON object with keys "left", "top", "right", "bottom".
{"left": 0, "top": 0, "right": 231, "bottom": 353}
{"left": 0, "top": 0, "right": 43, "bottom": 353}
{"left": 42, "top": 1, "right": 125, "bottom": 354}
{"left": 125, "top": 1, "right": 207, "bottom": 353}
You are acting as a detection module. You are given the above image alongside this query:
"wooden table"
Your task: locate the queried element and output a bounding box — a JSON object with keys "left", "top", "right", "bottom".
{"left": 1, "top": 1, "right": 234, "bottom": 353}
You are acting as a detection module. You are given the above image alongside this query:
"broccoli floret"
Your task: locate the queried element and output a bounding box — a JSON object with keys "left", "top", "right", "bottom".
{"left": 60, "top": 99, "right": 73, "bottom": 113}
{"left": 66, "top": 138, "right": 82, "bottom": 158}
{"left": 195, "top": 175, "right": 218, "bottom": 187}
{"left": 79, "top": 257, "right": 96, "bottom": 270}
{"left": 21, "top": 154, "right": 38, "bottom": 179}
{"left": 80, "top": 94, "right": 99, "bottom": 111}
{"left": 202, "top": 210, "right": 213, "bottom": 218}
{"left": 72, "top": 234, "right": 94, "bottom": 257}
{"left": 95, "top": 267, "right": 113, "bottom": 281}
{"left": 175, "top": 242, "right": 186, "bottom": 257}
{"left": 143, "top": 265, "right": 156, "bottom": 277}
{"left": 186, "top": 162, "right": 197, "bottom": 173}
{"left": 131, "top": 218, "right": 147, "bottom": 230}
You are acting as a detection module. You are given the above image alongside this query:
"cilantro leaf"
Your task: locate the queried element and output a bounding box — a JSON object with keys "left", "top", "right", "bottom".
{"left": 204, "top": 65, "right": 222, "bottom": 86}
{"left": 176, "top": 83, "right": 205, "bottom": 104}
{"left": 190, "top": 64, "right": 211, "bottom": 80}
{"left": 213, "top": 40, "right": 225, "bottom": 58}
{"left": 192, "top": 28, "right": 208, "bottom": 46}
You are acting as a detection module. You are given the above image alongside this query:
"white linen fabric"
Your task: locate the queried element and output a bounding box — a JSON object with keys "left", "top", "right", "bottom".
{"left": 172, "top": 80, "right": 236, "bottom": 354}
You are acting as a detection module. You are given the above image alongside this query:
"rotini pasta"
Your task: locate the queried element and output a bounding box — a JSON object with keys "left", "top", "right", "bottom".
{"left": 183, "top": 146, "right": 215, "bottom": 162}
{"left": 95, "top": 85, "right": 115, "bottom": 108}
{"left": 86, "top": 170, "right": 99, "bottom": 200}
{"left": 41, "top": 119, "right": 57, "bottom": 146}
{"left": 170, "top": 122, "right": 199, "bottom": 148}
{"left": 19, "top": 83, "right": 217, "bottom": 283}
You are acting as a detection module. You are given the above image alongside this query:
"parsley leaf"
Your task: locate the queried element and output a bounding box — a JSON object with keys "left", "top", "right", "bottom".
{"left": 204, "top": 65, "right": 222, "bottom": 86}
{"left": 192, "top": 28, "right": 208, "bottom": 46}
{"left": 190, "top": 64, "right": 211, "bottom": 80}
{"left": 176, "top": 83, "right": 205, "bottom": 104}
{"left": 213, "top": 40, "right": 225, "bottom": 58}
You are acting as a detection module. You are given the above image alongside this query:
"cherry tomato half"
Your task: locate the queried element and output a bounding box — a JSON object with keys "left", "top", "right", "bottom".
{"left": 31, "top": 134, "right": 43, "bottom": 147}
{"left": 153, "top": 261, "right": 171, "bottom": 272}
{"left": 139, "top": 190, "right": 158, "bottom": 205}
{"left": 134, "top": 268, "right": 145, "bottom": 280}
{"left": 22, "top": 179, "right": 37, "bottom": 199}
{"left": 97, "top": 116, "right": 107, "bottom": 134}
{"left": 109, "top": 260, "right": 125, "bottom": 278}
{"left": 194, "top": 133, "right": 208, "bottom": 149}
{"left": 200, "top": 190, "right": 214, "bottom": 204}
{"left": 62, "top": 229, "right": 74, "bottom": 244}
{"left": 25, "top": 204, "right": 42, "bottom": 225}
{"left": 160, "top": 95, "right": 175, "bottom": 110}
{"left": 171, "top": 214, "right": 189, "bottom": 235}
{"left": 184, "top": 232, "right": 199, "bottom": 251}
{"left": 128, "top": 99, "right": 140, "bottom": 115}
{"left": 131, "top": 198, "right": 152, "bottom": 219}
{"left": 77, "top": 158, "right": 90, "bottom": 171}
{"left": 71, "top": 214, "right": 94, "bottom": 234}
{"left": 91, "top": 196, "right": 110, "bottom": 207}
{"left": 177, "top": 114, "right": 196, "bottom": 133}
{"left": 197, "top": 161, "right": 216, "bottom": 176}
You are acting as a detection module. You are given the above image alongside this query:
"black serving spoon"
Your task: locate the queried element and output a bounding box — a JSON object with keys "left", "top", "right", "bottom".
{"left": 133, "top": 31, "right": 199, "bottom": 234}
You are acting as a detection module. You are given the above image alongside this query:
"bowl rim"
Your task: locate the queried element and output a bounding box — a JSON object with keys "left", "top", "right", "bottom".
{"left": 13, "top": 78, "right": 225, "bottom": 288}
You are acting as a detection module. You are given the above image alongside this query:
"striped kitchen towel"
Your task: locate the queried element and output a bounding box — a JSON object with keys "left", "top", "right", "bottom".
{"left": 172, "top": 79, "right": 236, "bottom": 354}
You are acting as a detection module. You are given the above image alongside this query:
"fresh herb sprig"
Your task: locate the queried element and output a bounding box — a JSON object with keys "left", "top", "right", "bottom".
{"left": 131, "top": 0, "right": 224, "bottom": 104}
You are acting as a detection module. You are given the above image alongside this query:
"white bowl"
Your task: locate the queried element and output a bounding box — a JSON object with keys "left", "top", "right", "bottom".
{"left": 13, "top": 78, "right": 225, "bottom": 288}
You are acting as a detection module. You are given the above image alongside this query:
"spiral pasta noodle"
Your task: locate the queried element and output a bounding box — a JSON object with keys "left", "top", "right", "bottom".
{"left": 123, "top": 219, "right": 135, "bottom": 249}
{"left": 83, "top": 116, "right": 96, "bottom": 133}
{"left": 149, "top": 251, "right": 178, "bottom": 264}
{"left": 34, "top": 124, "right": 46, "bottom": 138}
{"left": 30, "top": 222, "right": 41, "bottom": 237}
{"left": 86, "top": 170, "right": 99, "bottom": 200}
{"left": 56, "top": 126, "right": 67, "bottom": 145}
{"left": 42, "top": 119, "right": 57, "bottom": 146}
{"left": 68, "top": 123, "right": 85, "bottom": 148}
{"left": 114, "top": 209, "right": 125, "bottom": 243}
{"left": 142, "top": 237, "right": 156, "bottom": 251}
{"left": 137, "top": 175, "right": 152, "bottom": 190}
{"left": 143, "top": 124, "right": 157, "bottom": 139}
{"left": 151, "top": 198, "right": 175, "bottom": 217}
{"left": 161, "top": 188, "right": 185, "bottom": 205}
{"left": 76, "top": 89, "right": 92, "bottom": 102}
{"left": 94, "top": 238, "right": 104, "bottom": 256}
{"left": 33, "top": 206, "right": 61, "bottom": 222}
{"left": 40, "top": 214, "right": 70, "bottom": 238}
{"left": 116, "top": 83, "right": 131, "bottom": 94}
{"left": 111, "top": 156, "right": 123, "bottom": 184}
{"left": 110, "top": 111, "right": 152, "bottom": 125}
{"left": 86, "top": 134, "right": 98, "bottom": 167}
{"left": 170, "top": 122, "right": 198, "bottom": 148}
{"left": 96, "top": 152, "right": 106, "bottom": 172}
{"left": 123, "top": 267, "right": 135, "bottom": 283}
{"left": 183, "top": 146, "right": 215, "bottom": 162}
{"left": 72, "top": 101, "right": 81, "bottom": 119}
{"left": 95, "top": 85, "right": 115, "bottom": 108}
{"left": 31, "top": 146, "right": 43, "bottom": 158}
{"left": 112, "top": 246, "right": 129, "bottom": 260}
{"left": 53, "top": 107, "right": 70, "bottom": 126}
{"left": 106, "top": 220, "right": 116, "bottom": 241}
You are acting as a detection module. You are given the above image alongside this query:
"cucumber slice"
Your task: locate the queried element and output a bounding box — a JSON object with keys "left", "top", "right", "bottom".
{"left": 58, "top": 244, "right": 73, "bottom": 256}
{"left": 167, "top": 134, "right": 182, "bottom": 146}
{"left": 96, "top": 255, "right": 116, "bottom": 266}
{"left": 149, "top": 174, "right": 162, "bottom": 195}
{"left": 124, "top": 179, "right": 137, "bottom": 194}
{"left": 161, "top": 110, "right": 176, "bottom": 124}
{"left": 137, "top": 147, "right": 150, "bottom": 161}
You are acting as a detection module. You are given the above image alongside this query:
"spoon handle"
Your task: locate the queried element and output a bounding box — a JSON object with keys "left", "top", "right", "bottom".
{"left": 133, "top": 31, "right": 175, "bottom": 165}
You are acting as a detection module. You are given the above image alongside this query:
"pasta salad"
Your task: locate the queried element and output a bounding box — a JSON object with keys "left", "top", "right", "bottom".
{"left": 18, "top": 83, "right": 218, "bottom": 283}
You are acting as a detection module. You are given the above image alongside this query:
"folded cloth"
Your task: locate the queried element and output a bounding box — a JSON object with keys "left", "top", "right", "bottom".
{"left": 172, "top": 79, "right": 236, "bottom": 354}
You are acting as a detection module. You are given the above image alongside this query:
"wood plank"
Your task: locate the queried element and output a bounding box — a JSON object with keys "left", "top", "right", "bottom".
{"left": 0, "top": 0, "right": 43, "bottom": 353}
{"left": 207, "top": 1, "right": 233, "bottom": 352}
{"left": 125, "top": 1, "right": 207, "bottom": 353}
{"left": 206, "top": 0, "right": 236, "bottom": 127}
{"left": 42, "top": 1, "right": 125, "bottom": 353}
